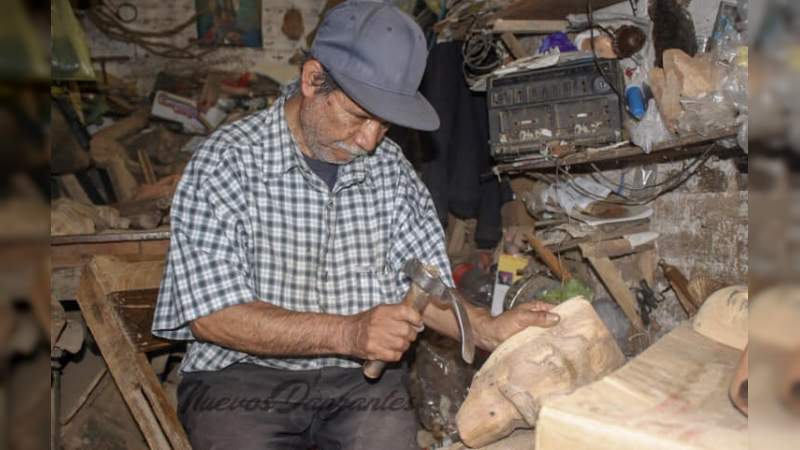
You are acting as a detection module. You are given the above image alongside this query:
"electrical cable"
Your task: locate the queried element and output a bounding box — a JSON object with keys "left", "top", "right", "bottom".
{"left": 586, "top": 0, "right": 624, "bottom": 101}
{"left": 553, "top": 145, "right": 717, "bottom": 205}
{"left": 88, "top": 3, "right": 215, "bottom": 59}
{"left": 629, "top": 0, "right": 639, "bottom": 16}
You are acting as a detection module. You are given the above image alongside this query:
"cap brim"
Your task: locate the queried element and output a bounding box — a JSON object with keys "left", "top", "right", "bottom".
{"left": 328, "top": 70, "right": 440, "bottom": 132}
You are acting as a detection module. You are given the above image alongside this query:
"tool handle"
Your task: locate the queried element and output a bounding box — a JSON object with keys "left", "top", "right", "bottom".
{"left": 362, "top": 285, "right": 428, "bottom": 379}
{"left": 525, "top": 232, "right": 572, "bottom": 281}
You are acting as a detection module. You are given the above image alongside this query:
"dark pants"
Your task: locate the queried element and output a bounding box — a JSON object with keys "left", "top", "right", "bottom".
{"left": 177, "top": 364, "right": 419, "bottom": 450}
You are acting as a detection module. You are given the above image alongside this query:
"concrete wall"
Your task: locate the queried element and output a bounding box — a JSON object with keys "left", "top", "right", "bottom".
{"left": 651, "top": 157, "right": 748, "bottom": 285}
{"left": 80, "top": 0, "right": 327, "bottom": 94}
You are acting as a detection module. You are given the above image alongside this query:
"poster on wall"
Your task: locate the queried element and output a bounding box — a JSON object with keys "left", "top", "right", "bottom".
{"left": 195, "top": 0, "right": 263, "bottom": 48}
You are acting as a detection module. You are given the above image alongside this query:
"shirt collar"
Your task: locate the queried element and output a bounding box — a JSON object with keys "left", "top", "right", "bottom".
{"left": 264, "top": 95, "right": 375, "bottom": 190}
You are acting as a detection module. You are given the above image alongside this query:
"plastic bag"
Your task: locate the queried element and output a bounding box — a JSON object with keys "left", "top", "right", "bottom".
{"left": 51, "top": 0, "right": 96, "bottom": 80}
{"left": 678, "top": 94, "right": 738, "bottom": 136}
{"left": 630, "top": 99, "right": 674, "bottom": 153}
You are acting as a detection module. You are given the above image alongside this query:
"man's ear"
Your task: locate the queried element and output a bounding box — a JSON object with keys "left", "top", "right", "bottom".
{"left": 300, "top": 59, "right": 324, "bottom": 98}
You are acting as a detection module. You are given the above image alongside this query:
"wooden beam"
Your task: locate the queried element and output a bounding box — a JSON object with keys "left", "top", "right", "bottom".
{"left": 76, "top": 256, "right": 190, "bottom": 450}
{"left": 536, "top": 323, "right": 747, "bottom": 449}
{"left": 581, "top": 249, "right": 645, "bottom": 332}
{"left": 58, "top": 174, "right": 92, "bottom": 205}
{"left": 493, "top": 19, "right": 569, "bottom": 34}
{"left": 494, "top": 127, "right": 738, "bottom": 173}
{"left": 580, "top": 238, "right": 655, "bottom": 259}
{"left": 500, "top": 32, "right": 529, "bottom": 59}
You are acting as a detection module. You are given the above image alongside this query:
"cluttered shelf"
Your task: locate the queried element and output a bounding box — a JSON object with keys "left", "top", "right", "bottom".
{"left": 493, "top": 125, "right": 738, "bottom": 173}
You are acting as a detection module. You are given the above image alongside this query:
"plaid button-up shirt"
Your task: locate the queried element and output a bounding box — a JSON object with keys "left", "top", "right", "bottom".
{"left": 153, "top": 96, "right": 452, "bottom": 373}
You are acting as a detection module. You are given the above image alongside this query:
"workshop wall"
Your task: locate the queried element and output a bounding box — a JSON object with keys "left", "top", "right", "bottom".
{"left": 600, "top": 0, "right": 724, "bottom": 48}
{"left": 651, "top": 157, "right": 748, "bottom": 285}
{"left": 595, "top": 0, "right": 749, "bottom": 284}
{"left": 80, "top": 0, "right": 326, "bottom": 94}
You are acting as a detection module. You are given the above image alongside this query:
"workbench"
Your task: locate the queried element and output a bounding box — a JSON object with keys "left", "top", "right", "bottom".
{"left": 51, "top": 228, "right": 170, "bottom": 302}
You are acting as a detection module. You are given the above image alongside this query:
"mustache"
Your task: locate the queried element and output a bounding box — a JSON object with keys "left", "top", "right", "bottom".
{"left": 330, "top": 141, "right": 367, "bottom": 156}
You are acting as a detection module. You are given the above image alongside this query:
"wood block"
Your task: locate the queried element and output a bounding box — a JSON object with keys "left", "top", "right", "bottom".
{"left": 663, "top": 49, "right": 718, "bottom": 99}
{"left": 456, "top": 298, "right": 625, "bottom": 448}
{"left": 536, "top": 323, "right": 748, "bottom": 450}
{"left": 649, "top": 67, "right": 682, "bottom": 132}
{"left": 692, "top": 285, "right": 748, "bottom": 350}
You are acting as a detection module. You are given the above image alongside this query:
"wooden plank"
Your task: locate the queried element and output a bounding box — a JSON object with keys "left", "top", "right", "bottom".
{"left": 51, "top": 229, "right": 170, "bottom": 245}
{"left": 582, "top": 251, "right": 645, "bottom": 332}
{"left": 140, "top": 239, "right": 170, "bottom": 256}
{"left": 58, "top": 174, "right": 92, "bottom": 204}
{"left": 76, "top": 256, "right": 189, "bottom": 450}
{"left": 52, "top": 266, "right": 83, "bottom": 301}
{"left": 494, "top": 127, "right": 738, "bottom": 173}
{"left": 580, "top": 239, "right": 655, "bottom": 259}
{"left": 536, "top": 324, "right": 747, "bottom": 450}
{"left": 109, "top": 289, "right": 173, "bottom": 353}
{"left": 500, "top": 32, "right": 528, "bottom": 59}
{"left": 525, "top": 232, "right": 571, "bottom": 281}
{"left": 493, "top": 0, "right": 624, "bottom": 21}
{"left": 637, "top": 248, "right": 657, "bottom": 288}
{"left": 51, "top": 241, "right": 142, "bottom": 268}
{"left": 492, "top": 19, "right": 569, "bottom": 34}
{"left": 137, "top": 149, "right": 157, "bottom": 185}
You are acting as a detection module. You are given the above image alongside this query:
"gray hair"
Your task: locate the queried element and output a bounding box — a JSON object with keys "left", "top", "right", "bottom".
{"left": 299, "top": 51, "right": 340, "bottom": 96}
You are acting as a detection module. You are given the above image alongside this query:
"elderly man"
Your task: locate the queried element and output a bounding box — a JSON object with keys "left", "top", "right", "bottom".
{"left": 153, "top": 1, "right": 559, "bottom": 448}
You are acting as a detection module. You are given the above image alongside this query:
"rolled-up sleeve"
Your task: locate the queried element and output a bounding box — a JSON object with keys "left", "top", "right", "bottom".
{"left": 153, "top": 141, "right": 253, "bottom": 341}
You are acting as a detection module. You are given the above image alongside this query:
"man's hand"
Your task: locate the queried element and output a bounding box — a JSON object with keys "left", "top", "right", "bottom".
{"left": 346, "top": 303, "right": 424, "bottom": 362}
{"left": 481, "top": 301, "right": 560, "bottom": 350}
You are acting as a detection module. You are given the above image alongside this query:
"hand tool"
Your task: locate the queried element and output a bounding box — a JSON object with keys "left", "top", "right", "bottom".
{"left": 363, "top": 258, "right": 475, "bottom": 379}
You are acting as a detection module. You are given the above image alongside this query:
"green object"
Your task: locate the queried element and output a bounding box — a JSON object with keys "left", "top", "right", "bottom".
{"left": 540, "top": 278, "right": 594, "bottom": 304}
{"left": 51, "top": 0, "right": 96, "bottom": 80}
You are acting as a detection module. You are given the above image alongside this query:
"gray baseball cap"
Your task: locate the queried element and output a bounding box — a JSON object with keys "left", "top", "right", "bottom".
{"left": 310, "top": 0, "right": 440, "bottom": 131}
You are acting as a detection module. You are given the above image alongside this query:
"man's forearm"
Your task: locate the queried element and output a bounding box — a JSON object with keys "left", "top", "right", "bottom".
{"left": 191, "top": 301, "right": 354, "bottom": 357}
{"left": 422, "top": 298, "right": 498, "bottom": 351}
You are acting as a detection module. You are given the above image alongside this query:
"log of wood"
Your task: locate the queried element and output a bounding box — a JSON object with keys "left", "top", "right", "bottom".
{"left": 535, "top": 323, "right": 747, "bottom": 450}
{"left": 90, "top": 137, "right": 139, "bottom": 201}
{"left": 455, "top": 298, "right": 625, "bottom": 448}
{"left": 692, "top": 285, "right": 748, "bottom": 350}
